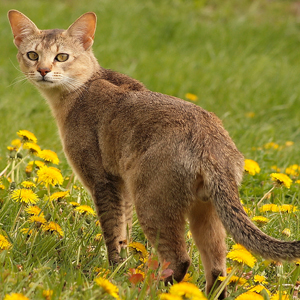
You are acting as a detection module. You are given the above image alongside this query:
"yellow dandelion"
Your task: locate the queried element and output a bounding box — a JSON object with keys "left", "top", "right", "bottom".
{"left": 94, "top": 267, "right": 110, "bottom": 278}
{"left": 20, "top": 228, "right": 34, "bottom": 235}
{"left": 227, "top": 244, "right": 257, "bottom": 268}
{"left": 75, "top": 205, "right": 96, "bottom": 216}
{"left": 264, "top": 142, "right": 279, "bottom": 150}
{"left": 95, "top": 233, "right": 102, "bottom": 241}
{"left": 50, "top": 191, "right": 69, "bottom": 201}
{"left": 278, "top": 204, "right": 298, "bottom": 213}
{"left": 4, "top": 293, "right": 30, "bottom": 300}
{"left": 29, "top": 215, "right": 47, "bottom": 224}
{"left": 37, "top": 166, "right": 63, "bottom": 187}
{"left": 26, "top": 160, "right": 45, "bottom": 173}
{"left": 245, "top": 112, "right": 255, "bottom": 118}
{"left": 243, "top": 206, "right": 250, "bottom": 215}
{"left": 285, "top": 141, "right": 294, "bottom": 147}
{"left": 285, "top": 165, "right": 299, "bottom": 177}
{"left": 11, "top": 188, "right": 38, "bottom": 204}
{"left": 0, "top": 183, "right": 5, "bottom": 190}
{"left": 182, "top": 273, "right": 193, "bottom": 282}
{"left": 252, "top": 216, "right": 269, "bottom": 225}
{"left": 94, "top": 277, "right": 120, "bottom": 299}
{"left": 296, "top": 180, "right": 300, "bottom": 184}
{"left": 17, "top": 129, "right": 37, "bottom": 143}
{"left": 23, "top": 142, "right": 41, "bottom": 155}
{"left": 159, "top": 294, "right": 182, "bottom": 300}
{"left": 254, "top": 275, "right": 268, "bottom": 284}
{"left": 21, "top": 181, "right": 36, "bottom": 189}
{"left": 219, "top": 275, "right": 247, "bottom": 286}
{"left": 69, "top": 201, "right": 80, "bottom": 207}
{"left": 249, "top": 284, "right": 271, "bottom": 295}
{"left": 38, "top": 150, "right": 59, "bottom": 165}
{"left": 282, "top": 228, "right": 291, "bottom": 237}
{"left": 0, "top": 234, "right": 12, "bottom": 250}
{"left": 260, "top": 204, "right": 279, "bottom": 213}
{"left": 11, "top": 139, "right": 22, "bottom": 149}
{"left": 236, "top": 291, "right": 264, "bottom": 300}
{"left": 271, "top": 165, "right": 281, "bottom": 172}
{"left": 244, "top": 159, "right": 260, "bottom": 176}
{"left": 25, "top": 205, "right": 44, "bottom": 217}
{"left": 169, "top": 282, "right": 205, "bottom": 299}
{"left": 42, "top": 289, "right": 53, "bottom": 300}
{"left": 270, "top": 173, "right": 292, "bottom": 188}
{"left": 129, "top": 242, "right": 149, "bottom": 259}
{"left": 270, "top": 291, "right": 289, "bottom": 300}
{"left": 42, "top": 221, "right": 64, "bottom": 237}
{"left": 185, "top": 93, "right": 198, "bottom": 101}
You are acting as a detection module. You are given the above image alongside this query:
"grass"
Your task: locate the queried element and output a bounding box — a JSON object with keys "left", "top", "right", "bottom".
{"left": 1, "top": 0, "right": 300, "bottom": 299}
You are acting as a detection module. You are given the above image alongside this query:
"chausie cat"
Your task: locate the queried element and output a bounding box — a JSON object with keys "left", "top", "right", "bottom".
{"left": 8, "top": 10, "right": 300, "bottom": 299}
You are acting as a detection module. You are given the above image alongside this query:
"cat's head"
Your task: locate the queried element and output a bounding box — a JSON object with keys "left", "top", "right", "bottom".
{"left": 8, "top": 10, "right": 98, "bottom": 93}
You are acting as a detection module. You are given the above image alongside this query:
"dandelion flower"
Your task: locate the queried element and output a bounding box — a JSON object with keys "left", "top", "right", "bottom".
{"left": 129, "top": 242, "right": 149, "bottom": 259}
{"left": 95, "top": 233, "right": 102, "bottom": 241}
{"left": 249, "top": 284, "right": 271, "bottom": 295}
{"left": 42, "top": 290, "right": 53, "bottom": 300}
{"left": 159, "top": 294, "right": 182, "bottom": 300}
{"left": 252, "top": 216, "right": 269, "bottom": 225}
{"left": 0, "top": 183, "right": 5, "bottom": 190}
{"left": 260, "top": 204, "right": 279, "bottom": 213}
{"left": 245, "top": 112, "right": 255, "bottom": 118}
{"left": 244, "top": 159, "right": 260, "bottom": 175}
{"left": 25, "top": 205, "right": 44, "bottom": 217}
{"left": 285, "top": 165, "right": 299, "bottom": 177}
{"left": 169, "top": 282, "right": 205, "bottom": 299}
{"left": 20, "top": 228, "right": 34, "bottom": 236}
{"left": 296, "top": 180, "right": 300, "bottom": 185}
{"left": 270, "top": 173, "right": 292, "bottom": 188}
{"left": 0, "top": 234, "right": 12, "bottom": 250}
{"left": 75, "top": 204, "right": 96, "bottom": 216}
{"left": 42, "top": 221, "right": 64, "bottom": 237}
{"left": 69, "top": 201, "right": 80, "bottom": 207}
{"left": 38, "top": 150, "right": 59, "bottom": 165}
{"left": 279, "top": 204, "right": 297, "bottom": 213}
{"left": 11, "top": 189, "right": 38, "bottom": 204}
{"left": 236, "top": 291, "right": 264, "bottom": 300}
{"left": 271, "top": 165, "right": 281, "bottom": 172}
{"left": 219, "top": 275, "right": 247, "bottom": 286}
{"left": 94, "top": 277, "right": 120, "bottom": 299}
{"left": 17, "top": 129, "right": 37, "bottom": 143}
{"left": 270, "top": 292, "right": 289, "bottom": 300}
{"left": 253, "top": 275, "right": 267, "bottom": 284}
{"left": 37, "top": 166, "right": 63, "bottom": 187}
{"left": 4, "top": 293, "right": 30, "bottom": 300}
{"left": 282, "top": 228, "right": 291, "bottom": 237}
{"left": 23, "top": 142, "right": 41, "bottom": 155}
{"left": 264, "top": 142, "right": 279, "bottom": 150}
{"left": 21, "top": 181, "right": 36, "bottom": 189}
{"left": 11, "top": 139, "right": 22, "bottom": 149}
{"left": 185, "top": 93, "right": 198, "bottom": 101}
{"left": 26, "top": 160, "right": 45, "bottom": 173}
{"left": 227, "top": 244, "right": 256, "bottom": 268}
{"left": 50, "top": 191, "right": 69, "bottom": 201}
{"left": 29, "top": 215, "right": 47, "bottom": 225}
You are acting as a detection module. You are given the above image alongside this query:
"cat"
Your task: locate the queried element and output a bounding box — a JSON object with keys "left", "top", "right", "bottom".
{"left": 8, "top": 10, "right": 300, "bottom": 299}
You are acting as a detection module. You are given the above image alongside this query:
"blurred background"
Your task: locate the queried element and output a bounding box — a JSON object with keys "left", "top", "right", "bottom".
{"left": 1, "top": 0, "right": 300, "bottom": 170}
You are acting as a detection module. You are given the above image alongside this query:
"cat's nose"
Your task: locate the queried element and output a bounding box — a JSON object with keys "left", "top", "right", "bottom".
{"left": 37, "top": 68, "right": 51, "bottom": 77}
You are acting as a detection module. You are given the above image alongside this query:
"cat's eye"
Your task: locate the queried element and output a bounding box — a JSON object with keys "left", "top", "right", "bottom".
{"left": 27, "top": 51, "right": 39, "bottom": 61}
{"left": 55, "top": 53, "right": 69, "bottom": 62}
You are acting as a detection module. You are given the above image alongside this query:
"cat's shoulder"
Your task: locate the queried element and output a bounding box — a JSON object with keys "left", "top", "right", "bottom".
{"left": 92, "top": 67, "right": 147, "bottom": 92}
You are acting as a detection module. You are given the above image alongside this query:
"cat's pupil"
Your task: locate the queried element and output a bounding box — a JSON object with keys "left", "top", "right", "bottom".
{"left": 27, "top": 51, "right": 39, "bottom": 61}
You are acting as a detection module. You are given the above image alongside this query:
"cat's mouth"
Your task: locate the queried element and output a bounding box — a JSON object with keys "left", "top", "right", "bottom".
{"left": 37, "top": 78, "right": 54, "bottom": 84}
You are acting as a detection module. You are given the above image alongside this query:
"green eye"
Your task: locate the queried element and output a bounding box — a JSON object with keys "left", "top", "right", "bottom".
{"left": 55, "top": 53, "right": 69, "bottom": 62}
{"left": 27, "top": 51, "right": 39, "bottom": 61}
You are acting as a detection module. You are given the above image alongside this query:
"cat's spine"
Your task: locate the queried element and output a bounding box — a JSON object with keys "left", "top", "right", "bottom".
{"left": 205, "top": 162, "right": 300, "bottom": 261}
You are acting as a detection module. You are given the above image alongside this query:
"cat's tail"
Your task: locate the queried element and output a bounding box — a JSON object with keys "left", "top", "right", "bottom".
{"left": 206, "top": 164, "right": 300, "bottom": 261}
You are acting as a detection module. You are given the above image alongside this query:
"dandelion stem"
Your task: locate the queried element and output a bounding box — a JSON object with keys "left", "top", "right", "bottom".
{"left": 257, "top": 185, "right": 275, "bottom": 206}
{"left": 210, "top": 264, "right": 240, "bottom": 300}
{"left": 7, "top": 154, "right": 29, "bottom": 178}
{"left": 0, "top": 162, "right": 12, "bottom": 177}
{"left": 11, "top": 202, "right": 24, "bottom": 233}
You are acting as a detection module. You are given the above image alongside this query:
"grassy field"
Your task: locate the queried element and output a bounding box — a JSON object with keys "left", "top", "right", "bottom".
{"left": 1, "top": 0, "right": 300, "bottom": 299}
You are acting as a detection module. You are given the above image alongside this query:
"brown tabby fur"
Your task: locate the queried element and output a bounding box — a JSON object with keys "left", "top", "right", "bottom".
{"left": 8, "top": 10, "right": 300, "bottom": 299}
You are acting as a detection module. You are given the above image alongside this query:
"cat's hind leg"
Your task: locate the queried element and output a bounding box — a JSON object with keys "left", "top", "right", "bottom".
{"left": 188, "top": 200, "right": 227, "bottom": 299}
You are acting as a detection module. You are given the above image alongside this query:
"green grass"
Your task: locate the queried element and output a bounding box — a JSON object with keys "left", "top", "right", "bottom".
{"left": 1, "top": 0, "right": 300, "bottom": 299}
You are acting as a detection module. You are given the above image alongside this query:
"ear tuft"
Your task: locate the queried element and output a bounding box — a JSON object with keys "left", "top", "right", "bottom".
{"left": 8, "top": 10, "right": 40, "bottom": 47}
{"left": 66, "top": 12, "right": 97, "bottom": 50}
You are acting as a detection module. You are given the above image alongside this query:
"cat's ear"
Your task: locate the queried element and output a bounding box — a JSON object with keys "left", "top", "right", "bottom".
{"left": 66, "top": 12, "right": 97, "bottom": 50}
{"left": 8, "top": 10, "right": 40, "bottom": 47}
